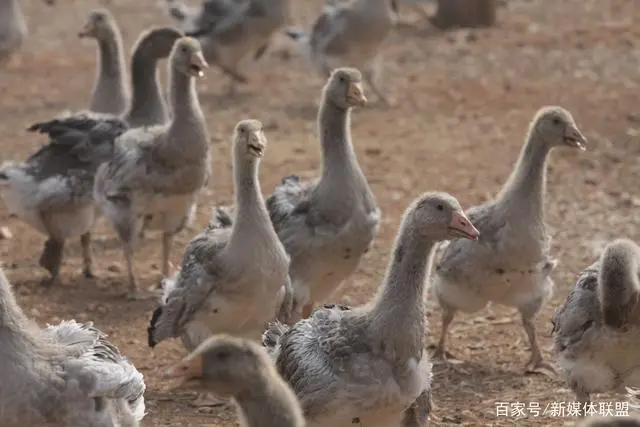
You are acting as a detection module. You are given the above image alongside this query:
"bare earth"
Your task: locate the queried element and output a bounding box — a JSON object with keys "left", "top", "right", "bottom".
{"left": 1, "top": 0, "right": 639, "bottom": 426}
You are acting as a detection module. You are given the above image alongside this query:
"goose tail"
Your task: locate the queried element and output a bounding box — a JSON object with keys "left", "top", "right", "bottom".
{"left": 147, "top": 306, "right": 163, "bottom": 348}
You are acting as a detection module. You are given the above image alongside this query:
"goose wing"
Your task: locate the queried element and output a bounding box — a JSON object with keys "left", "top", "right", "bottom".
{"left": 148, "top": 211, "right": 233, "bottom": 347}
{"left": 46, "top": 320, "right": 145, "bottom": 412}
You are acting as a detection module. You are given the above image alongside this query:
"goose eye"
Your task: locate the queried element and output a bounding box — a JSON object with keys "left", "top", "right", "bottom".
{"left": 181, "top": 46, "right": 188, "bottom": 54}
{"left": 552, "top": 117, "right": 561, "bottom": 125}
{"left": 339, "top": 76, "right": 346, "bottom": 83}
{"left": 436, "top": 204, "right": 444, "bottom": 211}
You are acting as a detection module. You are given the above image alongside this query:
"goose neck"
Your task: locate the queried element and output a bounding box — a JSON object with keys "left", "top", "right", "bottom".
{"left": 497, "top": 130, "right": 551, "bottom": 213}
{"left": 318, "top": 101, "right": 359, "bottom": 179}
{"left": 368, "top": 220, "right": 434, "bottom": 359}
{"left": 127, "top": 54, "right": 165, "bottom": 124}
{"left": 227, "top": 157, "right": 274, "bottom": 252}
{"left": 97, "top": 34, "right": 125, "bottom": 80}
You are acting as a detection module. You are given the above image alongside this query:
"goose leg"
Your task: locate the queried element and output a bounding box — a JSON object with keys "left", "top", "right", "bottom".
{"left": 80, "top": 232, "right": 95, "bottom": 279}
{"left": 161, "top": 232, "right": 173, "bottom": 278}
{"left": 117, "top": 218, "right": 157, "bottom": 300}
{"left": 39, "top": 237, "right": 65, "bottom": 287}
{"left": 401, "top": 389, "right": 432, "bottom": 427}
{"left": 363, "top": 55, "right": 393, "bottom": 106}
{"left": 431, "top": 305, "right": 458, "bottom": 362}
{"left": 519, "top": 301, "right": 555, "bottom": 377}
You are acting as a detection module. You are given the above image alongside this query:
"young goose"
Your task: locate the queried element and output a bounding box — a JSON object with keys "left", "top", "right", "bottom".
{"left": 263, "top": 192, "right": 479, "bottom": 427}
{"left": 79, "top": 9, "right": 129, "bottom": 116}
{"left": 286, "top": 0, "right": 396, "bottom": 105}
{"left": 163, "top": 0, "right": 291, "bottom": 94}
{"left": 0, "top": 268, "right": 145, "bottom": 426}
{"left": 0, "top": 27, "right": 183, "bottom": 288}
{"left": 148, "top": 120, "right": 291, "bottom": 405}
{"left": 94, "top": 37, "right": 210, "bottom": 300}
{"left": 552, "top": 239, "right": 640, "bottom": 406}
{"left": 0, "top": 0, "right": 27, "bottom": 64}
{"left": 265, "top": 67, "right": 379, "bottom": 323}
{"left": 164, "top": 334, "right": 305, "bottom": 427}
{"left": 431, "top": 106, "right": 587, "bottom": 375}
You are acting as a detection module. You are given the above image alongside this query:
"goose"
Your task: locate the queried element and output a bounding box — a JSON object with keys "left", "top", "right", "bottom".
{"left": 163, "top": 334, "right": 305, "bottom": 427}
{"left": 79, "top": 9, "right": 129, "bottom": 116}
{"left": 0, "top": 27, "right": 183, "bottom": 288}
{"left": 262, "top": 191, "right": 479, "bottom": 427}
{"left": 0, "top": 268, "right": 145, "bottom": 426}
{"left": 0, "top": 0, "right": 27, "bottom": 64}
{"left": 431, "top": 106, "right": 587, "bottom": 375}
{"left": 162, "top": 0, "right": 291, "bottom": 94}
{"left": 552, "top": 239, "right": 640, "bottom": 406}
{"left": 94, "top": 37, "right": 211, "bottom": 300}
{"left": 148, "top": 120, "right": 291, "bottom": 406}
{"left": 286, "top": 0, "right": 396, "bottom": 105}
{"left": 265, "top": 67, "right": 379, "bottom": 323}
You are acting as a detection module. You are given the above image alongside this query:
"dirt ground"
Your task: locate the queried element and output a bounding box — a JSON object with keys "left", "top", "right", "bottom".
{"left": 1, "top": 0, "right": 639, "bottom": 425}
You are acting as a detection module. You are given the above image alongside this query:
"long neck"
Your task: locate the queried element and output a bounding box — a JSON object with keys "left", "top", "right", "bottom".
{"left": 315, "top": 100, "right": 365, "bottom": 205}
{"left": 169, "top": 68, "right": 200, "bottom": 125}
{"left": 97, "top": 33, "right": 126, "bottom": 81}
{"left": 496, "top": 129, "right": 551, "bottom": 214}
{"left": 600, "top": 244, "right": 640, "bottom": 321}
{"left": 165, "top": 67, "right": 208, "bottom": 159}
{"left": 226, "top": 155, "right": 276, "bottom": 255}
{"left": 126, "top": 53, "right": 166, "bottom": 125}
{"left": 368, "top": 220, "right": 434, "bottom": 362}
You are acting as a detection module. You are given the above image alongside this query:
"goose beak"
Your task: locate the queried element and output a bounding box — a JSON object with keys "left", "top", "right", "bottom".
{"left": 78, "top": 23, "right": 94, "bottom": 38}
{"left": 247, "top": 134, "right": 266, "bottom": 158}
{"left": 188, "top": 52, "right": 209, "bottom": 78}
{"left": 162, "top": 353, "right": 203, "bottom": 386}
{"left": 563, "top": 124, "right": 587, "bottom": 151}
{"left": 347, "top": 82, "right": 367, "bottom": 107}
{"left": 448, "top": 211, "right": 479, "bottom": 241}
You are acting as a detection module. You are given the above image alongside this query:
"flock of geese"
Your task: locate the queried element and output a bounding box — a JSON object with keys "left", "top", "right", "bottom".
{"left": 0, "top": 0, "right": 639, "bottom": 427}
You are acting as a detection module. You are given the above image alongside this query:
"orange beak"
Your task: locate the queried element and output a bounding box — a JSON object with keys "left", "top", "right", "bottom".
{"left": 563, "top": 123, "right": 587, "bottom": 151}
{"left": 347, "top": 82, "right": 367, "bottom": 107}
{"left": 78, "top": 22, "right": 94, "bottom": 38}
{"left": 189, "top": 51, "right": 209, "bottom": 78}
{"left": 161, "top": 353, "right": 203, "bottom": 389}
{"left": 448, "top": 211, "right": 480, "bottom": 241}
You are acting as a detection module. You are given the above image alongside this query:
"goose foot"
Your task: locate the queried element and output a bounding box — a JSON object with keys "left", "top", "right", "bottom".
{"left": 524, "top": 357, "right": 556, "bottom": 378}
{"left": 427, "top": 344, "right": 463, "bottom": 365}
{"left": 40, "top": 274, "right": 60, "bottom": 288}
{"left": 122, "top": 289, "right": 161, "bottom": 301}
{"left": 192, "top": 392, "right": 229, "bottom": 410}
{"left": 83, "top": 267, "right": 95, "bottom": 279}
